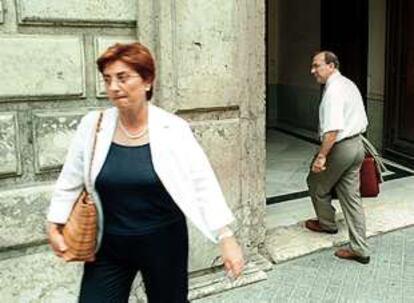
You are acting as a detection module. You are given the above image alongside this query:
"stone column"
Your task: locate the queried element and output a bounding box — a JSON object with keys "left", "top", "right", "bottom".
{"left": 137, "top": 0, "right": 270, "bottom": 300}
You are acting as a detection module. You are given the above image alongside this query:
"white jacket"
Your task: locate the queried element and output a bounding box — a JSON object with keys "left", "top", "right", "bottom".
{"left": 47, "top": 104, "right": 235, "bottom": 250}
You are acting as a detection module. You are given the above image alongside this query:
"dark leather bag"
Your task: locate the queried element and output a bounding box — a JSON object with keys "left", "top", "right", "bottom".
{"left": 331, "top": 154, "right": 381, "bottom": 199}
{"left": 359, "top": 154, "right": 380, "bottom": 197}
{"left": 62, "top": 112, "right": 103, "bottom": 262}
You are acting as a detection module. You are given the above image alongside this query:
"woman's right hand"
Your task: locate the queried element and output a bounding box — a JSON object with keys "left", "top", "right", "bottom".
{"left": 219, "top": 235, "right": 244, "bottom": 279}
{"left": 47, "top": 222, "right": 68, "bottom": 257}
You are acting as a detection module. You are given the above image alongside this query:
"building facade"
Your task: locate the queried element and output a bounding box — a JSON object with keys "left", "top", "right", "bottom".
{"left": 0, "top": 0, "right": 266, "bottom": 301}
{"left": 1, "top": 0, "right": 413, "bottom": 301}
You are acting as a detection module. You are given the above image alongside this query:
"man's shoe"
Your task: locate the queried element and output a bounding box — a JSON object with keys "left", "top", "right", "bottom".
{"left": 305, "top": 219, "right": 338, "bottom": 234}
{"left": 334, "top": 248, "right": 370, "bottom": 264}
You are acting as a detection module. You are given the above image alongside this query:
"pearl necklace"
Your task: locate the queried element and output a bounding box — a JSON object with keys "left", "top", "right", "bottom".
{"left": 118, "top": 119, "right": 148, "bottom": 139}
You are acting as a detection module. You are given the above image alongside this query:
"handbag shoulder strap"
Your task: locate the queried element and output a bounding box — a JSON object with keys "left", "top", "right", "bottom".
{"left": 361, "top": 135, "right": 388, "bottom": 182}
{"left": 87, "top": 111, "right": 104, "bottom": 190}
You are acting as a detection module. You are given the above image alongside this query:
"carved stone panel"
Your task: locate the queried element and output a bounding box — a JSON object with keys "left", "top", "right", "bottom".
{"left": 0, "top": 36, "right": 85, "bottom": 101}
{"left": 16, "top": 0, "right": 136, "bottom": 26}
{"left": 0, "top": 185, "right": 52, "bottom": 249}
{"left": 187, "top": 119, "right": 241, "bottom": 271}
{"left": 175, "top": 1, "right": 242, "bottom": 109}
{"left": 0, "top": 250, "right": 81, "bottom": 303}
{"left": 0, "top": 112, "right": 20, "bottom": 177}
{"left": 32, "top": 110, "right": 87, "bottom": 173}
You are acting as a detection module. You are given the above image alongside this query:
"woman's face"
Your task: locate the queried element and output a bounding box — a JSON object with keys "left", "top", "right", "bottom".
{"left": 102, "top": 60, "right": 151, "bottom": 109}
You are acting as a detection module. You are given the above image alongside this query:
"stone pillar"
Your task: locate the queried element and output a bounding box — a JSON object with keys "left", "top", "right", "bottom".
{"left": 136, "top": 0, "right": 269, "bottom": 300}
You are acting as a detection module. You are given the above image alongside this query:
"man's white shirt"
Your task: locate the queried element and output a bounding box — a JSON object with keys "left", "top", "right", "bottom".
{"left": 319, "top": 71, "right": 368, "bottom": 142}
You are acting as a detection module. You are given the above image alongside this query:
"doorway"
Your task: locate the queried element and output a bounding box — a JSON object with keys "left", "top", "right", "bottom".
{"left": 265, "top": 0, "right": 369, "bottom": 205}
{"left": 321, "top": 0, "right": 368, "bottom": 102}
{"left": 384, "top": 0, "right": 414, "bottom": 168}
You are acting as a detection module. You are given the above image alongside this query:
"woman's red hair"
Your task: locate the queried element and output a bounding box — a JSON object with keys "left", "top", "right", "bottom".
{"left": 97, "top": 42, "right": 156, "bottom": 100}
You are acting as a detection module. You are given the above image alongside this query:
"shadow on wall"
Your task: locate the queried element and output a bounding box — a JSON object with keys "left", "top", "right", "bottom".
{"left": 267, "top": 83, "right": 320, "bottom": 132}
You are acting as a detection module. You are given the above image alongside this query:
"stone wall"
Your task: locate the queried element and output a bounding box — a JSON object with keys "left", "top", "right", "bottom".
{"left": 0, "top": 0, "right": 137, "bottom": 301}
{"left": 136, "top": 1, "right": 268, "bottom": 288}
{"left": 0, "top": 0, "right": 267, "bottom": 301}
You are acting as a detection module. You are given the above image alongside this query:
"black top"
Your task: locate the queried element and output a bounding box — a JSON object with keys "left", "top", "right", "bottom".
{"left": 95, "top": 143, "right": 184, "bottom": 235}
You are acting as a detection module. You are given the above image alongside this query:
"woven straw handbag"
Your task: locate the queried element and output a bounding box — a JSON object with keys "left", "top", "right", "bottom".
{"left": 62, "top": 112, "right": 103, "bottom": 262}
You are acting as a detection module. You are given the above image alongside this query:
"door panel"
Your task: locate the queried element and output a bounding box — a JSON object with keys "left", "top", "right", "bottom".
{"left": 400, "top": 0, "right": 414, "bottom": 142}
{"left": 384, "top": 0, "right": 414, "bottom": 166}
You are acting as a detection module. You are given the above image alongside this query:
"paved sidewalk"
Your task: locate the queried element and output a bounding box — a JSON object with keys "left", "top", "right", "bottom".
{"left": 194, "top": 226, "right": 414, "bottom": 303}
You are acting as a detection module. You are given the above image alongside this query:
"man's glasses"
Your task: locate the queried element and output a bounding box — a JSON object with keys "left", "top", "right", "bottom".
{"left": 311, "top": 63, "right": 326, "bottom": 69}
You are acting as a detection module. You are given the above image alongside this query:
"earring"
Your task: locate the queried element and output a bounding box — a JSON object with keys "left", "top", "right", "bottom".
{"left": 145, "top": 86, "right": 151, "bottom": 91}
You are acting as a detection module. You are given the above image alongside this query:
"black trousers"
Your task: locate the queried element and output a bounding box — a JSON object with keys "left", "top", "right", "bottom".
{"left": 79, "top": 219, "right": 189, "bottom": 303}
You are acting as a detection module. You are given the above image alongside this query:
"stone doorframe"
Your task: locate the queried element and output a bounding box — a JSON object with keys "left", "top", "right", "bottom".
{"left": 136, "top": 0, "right": 271, "bottom": 299}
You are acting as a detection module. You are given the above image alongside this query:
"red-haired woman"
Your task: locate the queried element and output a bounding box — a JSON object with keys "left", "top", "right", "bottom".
{"left": 47, "top": 42, "right": 244, "bottom": 303}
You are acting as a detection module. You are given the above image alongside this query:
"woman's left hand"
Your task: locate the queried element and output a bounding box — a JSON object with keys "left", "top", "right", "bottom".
{"left": 219, "top": 236, "right": 244, "bottom": 279}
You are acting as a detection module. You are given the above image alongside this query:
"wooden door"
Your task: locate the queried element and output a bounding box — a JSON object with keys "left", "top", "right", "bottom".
{"left": 384, "top": 0, "right": 414, "bottom": 167}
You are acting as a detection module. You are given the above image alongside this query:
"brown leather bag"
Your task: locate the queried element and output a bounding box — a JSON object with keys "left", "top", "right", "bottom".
{"left": 331, "top": 154, "right": 381, "bottom": 199}
{"left": 359, "top": 154, "right": 380, "bottom": 197}
{"left": 62, "top": 112, "right": 103, "bottom": 262}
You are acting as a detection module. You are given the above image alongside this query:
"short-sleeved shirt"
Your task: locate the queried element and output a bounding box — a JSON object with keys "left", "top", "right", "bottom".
{"left": 95, "top": 142, "right": 185, "bottom": 236}
{"left": 319, "top": 71, "right": 368, "bottom": 142}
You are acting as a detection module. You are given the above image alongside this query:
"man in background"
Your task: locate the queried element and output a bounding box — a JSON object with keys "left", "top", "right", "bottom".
{"left": 305, "top": 51, "right": 370, "bottom": 264}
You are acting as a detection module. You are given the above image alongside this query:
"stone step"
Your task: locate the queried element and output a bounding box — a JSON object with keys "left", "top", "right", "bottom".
{"left": 265, "top": 176, "right": 414, "bottom": 263}
{"left": 188, "top": 253, "right": 269, "bottom": 300}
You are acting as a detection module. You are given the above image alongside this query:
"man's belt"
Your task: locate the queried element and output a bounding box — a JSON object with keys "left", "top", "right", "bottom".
{"left": 336, "top": 133, "right": 361, "bottom": 144}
